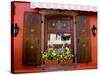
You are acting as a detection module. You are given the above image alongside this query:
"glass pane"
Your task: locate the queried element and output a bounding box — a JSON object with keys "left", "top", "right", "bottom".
{"left": 48, "top": 33, "right": 71, "bottom": 54}
{"left": 48, "top": 19, "right": 71, "bottom": 32}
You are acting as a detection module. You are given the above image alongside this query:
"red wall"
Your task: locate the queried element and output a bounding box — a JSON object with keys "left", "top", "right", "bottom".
{"left": 64, "top": 14, "right": 97, "bottom": 71}
{"left": 79, "top": 14, "right": 97, "bottom": 68}
{"left": 12, "top": 2, "right": 97, "bottom": 73}
{"left": 12, "top": 2, "right": 42, "bottom": 73}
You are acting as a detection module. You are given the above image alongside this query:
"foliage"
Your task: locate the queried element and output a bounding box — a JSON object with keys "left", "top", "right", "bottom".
{"left": 42, "top": 51, "right": 48, "bottom": 61}
{"left": 62, "top": 47, "right": 74, "bottom": 60}
{"left": 48, "top": 49, "right": 57, "bottom": 60}
{"left": 42, "top": 47, "right": 74, "bottom": 61}
{"left": 56, "top": 54, "right": 63, "bottom": 61}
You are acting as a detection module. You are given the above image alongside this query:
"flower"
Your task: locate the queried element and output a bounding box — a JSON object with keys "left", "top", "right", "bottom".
{"left": 42, "top": 51, "right": 48, "bottom": 61}
{"left": 51, "top": 49, "right": 57, "bottom": 56}
{"left": 62, "top": 47, "right": 74, "bottom": 60}
{"left": 56, "top": 54, "right": 63, "bottom": 61}
{"left": 42, "top": 47, "right": 74, "bottom": 62}
{"left": 48, "top": 49, "right": 57, "bottom": 60}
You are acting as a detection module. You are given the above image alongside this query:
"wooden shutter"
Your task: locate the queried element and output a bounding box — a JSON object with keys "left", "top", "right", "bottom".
{"left": 76, "top": 16, "right": 91, "bottom": 63}
{"left": 23, "top": 12, "right": 41, "bottom": 66}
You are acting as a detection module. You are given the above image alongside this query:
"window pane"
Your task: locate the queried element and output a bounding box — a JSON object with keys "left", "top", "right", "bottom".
{"left": 48, "top": 33, "right": 71, "bottom": 54}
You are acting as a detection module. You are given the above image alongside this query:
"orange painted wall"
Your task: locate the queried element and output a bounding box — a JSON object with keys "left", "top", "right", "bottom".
{"left": 12, "top": 2, "right": 97, "bottom": 73}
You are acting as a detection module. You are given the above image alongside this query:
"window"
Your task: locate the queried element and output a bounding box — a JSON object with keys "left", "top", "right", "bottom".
{"left": 47, "top": 18, "right": 72, "bottom": 54}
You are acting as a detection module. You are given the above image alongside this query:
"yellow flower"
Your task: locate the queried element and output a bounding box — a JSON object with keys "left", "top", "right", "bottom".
{"left": 51, "top": 49, "right": 57, "bottom": 56}
{"left": 60, "top": 55, "right": 63, "bottom": 58}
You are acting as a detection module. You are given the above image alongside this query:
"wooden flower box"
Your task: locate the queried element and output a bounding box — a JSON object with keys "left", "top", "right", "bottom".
{"left": 66, "top": 59, "right": 73, "bottom": 64}
{"left": 58, "top": 59, "right": 73, "bottom": 65}
{"left": 58, "top": 60, "right": 63, "bottom": 64}
{"left": 44, "top": 60, "right": 58, "bottom": 65}
{"left": 51, "top": 60, "right": 58, "bottom": 65}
